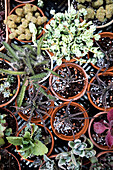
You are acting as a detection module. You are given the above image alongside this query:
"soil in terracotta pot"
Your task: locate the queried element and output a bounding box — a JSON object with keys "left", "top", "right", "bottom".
{"left": 21, "top": 86, "right": 51, "bottom": 119}
{"left": 0, "top": 60, "right": 18, "bottom": 104}
{"left": 91, "top": 113, "right": 108, "bottom": 146}
{"left": 90, "top": 75, "right": 113, "bottom": 108}
{"left": 72, "top": 0, "right": 112, "bottom": 26}
{"left": 52, "top": 66, "right": 86, "bottom": 99}
{"left": 0, "top": 108, "right": 17, "bottom": 148}
{"left": 53, "top": 105, "right": 84, "bottom": 136}
{"left": 0, "top": 150, "right": 20, "bottom": 170}
{"left": 0, "top": 0, "right": 6, "bottom": 48}
{"left": 91, "top": 37, "right": 113, "bottom": 69}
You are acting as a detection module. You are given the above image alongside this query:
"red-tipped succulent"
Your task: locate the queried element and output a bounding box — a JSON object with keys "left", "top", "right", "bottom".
{"left": 94, "top": 109, "right": 113, "bottom": 148}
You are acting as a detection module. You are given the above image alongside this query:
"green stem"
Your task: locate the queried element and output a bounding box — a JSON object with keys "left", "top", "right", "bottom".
{"left": 0, "top": 69, "right": 26, "bottom": 75}
{"left": 85, "top": 138, "right": 94, "bottom": 151}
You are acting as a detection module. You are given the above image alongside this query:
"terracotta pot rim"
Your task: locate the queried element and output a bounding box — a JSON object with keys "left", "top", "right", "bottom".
{"left": 97, "top": 150, "right": 113, "bottom": 158}
{"left": 49, "top": 63, "right": 88, "bottom": 101}
{"left": 51, "top": 102, "right": 89, "bottom": 141}
{"left": 0, "top": 107, "right": 18, "bottom": 149}
{"left": 90, "top": 32, "right": 113, "bottom": 72}
{"left": 87, "top": 71, "right": 113, "bottom": 111}
{"left": 16, "top": 124, "right": 54, "bottom": 162}
{"left": 15, "top": 85, "right": 54, "bottom": 123}
{"left": 0, "top": 58, "right": 20, "bottom": 107}
{"left": 1, "top": 149, "right": 21, "bottom": 170}
{"left": 8, "top": 4, "right": 46, "bottom": 43}
{"left": 14, "top": 0, "right": 35, "bottom": 3}
{"left": 88, "top": 111, "right": 113, "bottom": 150}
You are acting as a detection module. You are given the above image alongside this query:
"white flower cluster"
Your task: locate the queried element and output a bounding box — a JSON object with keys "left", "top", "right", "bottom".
{"left": 42, "top": 7, "right": 104, "bottom": 65}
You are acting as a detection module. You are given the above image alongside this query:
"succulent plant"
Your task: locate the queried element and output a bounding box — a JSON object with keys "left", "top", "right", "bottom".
{"left": 56, "top": 135, "right": 96, "bottom": 170}
{"left": 0, "top": 36, "right": 54, "bottom": 107}
{"left": 6, "top": 123, "right": 48, "bottom": 159}
{"left": 94, "top": 109, "right": 113, "bottom": 148}
{"left": 0, "top": 114, "right": 12, "bottom": 146}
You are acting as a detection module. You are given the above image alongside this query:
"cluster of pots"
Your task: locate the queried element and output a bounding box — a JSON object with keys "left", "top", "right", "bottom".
{"left": 0, "top": 0, "right": 113, "bottom": 169}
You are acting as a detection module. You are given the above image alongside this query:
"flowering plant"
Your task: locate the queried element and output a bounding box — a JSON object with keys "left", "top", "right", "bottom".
{"left": 42, "top": 6, "right": 104, "bottom": 65}
{"left": 94, "top": 109, "right": 113, "bottom": 148}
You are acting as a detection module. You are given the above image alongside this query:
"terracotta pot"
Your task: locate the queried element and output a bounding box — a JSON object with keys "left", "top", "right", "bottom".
{"left": 51, "top": 102, "right": 89, "bottom": 141}
{"left": 49, "top": 63, "right": 88, "bottom": 101}
{"left": 87, "top": 72, "right": 113, "bottom": 111}
{"left": 0, "top": 108, "right": 18, "bottom": 149}
{"left": 0, "top": 0, "right": 9, "bottom": 52}
{"left": 14, "top": 0, "right": 35, "bottom": 3}
{"left": 90, "top": 32, "right": 113, "bottom": 72}
{"left": 16, "top": 124, "right": 54, "bottom": 162}
{"left": 88, "top": 111, "right": 113, "bottom": 150}
{"left": 97, "top": 150, "right": 113, "bottom": 158}
{"left": 0, "top": 58, "right": 20, "bottom": 107}
{"left": 39, "top": 154, "right": 57, "bottom": 170}
{"left": 8, "top": 4, "right": 46, "bottom": 43}
{"left": 1, "top": 149, "right": 21, "bottom": 170}
{"left": 15, "top": 85, "right": 54, "bottom": 123}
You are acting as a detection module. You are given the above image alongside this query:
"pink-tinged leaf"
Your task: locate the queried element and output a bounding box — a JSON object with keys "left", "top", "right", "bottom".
{"left": 105, "top": 131, "right": 113, "bottom": 148}
{"left": 93, "top": 122, "right": 107, "bottom": 134}
{"left": 107, "top": 109, "right": 113, "bottom": 122}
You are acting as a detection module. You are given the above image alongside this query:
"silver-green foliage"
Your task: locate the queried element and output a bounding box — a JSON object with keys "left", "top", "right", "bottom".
{"left": 42, "top": 6, "right": 104, "bottom": 65}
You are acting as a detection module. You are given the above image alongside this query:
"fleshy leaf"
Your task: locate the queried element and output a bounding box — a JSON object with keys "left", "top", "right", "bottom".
{"left": 107, "top": 109, "right": 113, "bottom": 122}
{"left": 93, "top": 122, "right": 107, "bottom": 134}
{"left": 6, "top": 137, "right": 23, "bottom": 145}
{"left": 105, "top": 131, "right": 113, "bottom": 148}
{"left": 31, "top": 140, "right": 48, "bottom": 156}
{"left": 0, "top": 138, "right": 5, "bottom": 146}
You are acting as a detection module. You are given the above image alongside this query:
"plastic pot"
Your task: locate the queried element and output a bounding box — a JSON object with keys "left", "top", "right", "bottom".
{"left": 0, "top": 108, "right": 18, "bottom": 149}
{"left": 51, "top": 102, "right": 89, "bottom": 141}
{"left": 8, "top": 4, "right": 46, "bottom": 43}
{"left": 90, "top": 32, "right": 113, "bottom": 72}
{"left": 0, "top": 58, "right": 20, "bottom": 108}
{"left": 15, "top": 85, "right": 54, "bottom": 123}
{"left": 87, "top": 72, "right": 113, "bottom": 111}
{"left": 88, "top": 111, "right": 113, "bottom": 150}
{"left": 49, "top": 63, "right": 88, "bottom": 101}
{"left": 16, "top": 124, "right": 54, "bottom": 162}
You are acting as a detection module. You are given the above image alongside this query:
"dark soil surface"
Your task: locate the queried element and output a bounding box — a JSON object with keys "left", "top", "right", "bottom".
{"left": 0, "top": 60, "right": 18, "bottom": 104}
{"left": 91, "top": 113, "right": 108, "bottom": 146}
{"left": 53, "top": 105, "right": 85, "bottom": 136}
{"left": 21, "top": 86, "right": 51, "bottom": 119}
{"left": 52, "top": 66, "right": 86, "bottom": 99}
{"left": 0, "top": 150, "right": 20, "bottom": 170}
{"left": 0, "top": 0, "right": 6, "bottom": 48}
{"left": 90, "top": 74, "right": 113, "bottom": 108}
{"left": 0, "top": 108, "right": 17, "bottom": 148}
{"left": 94, "top": 37, "right": 113, "bottom": 69}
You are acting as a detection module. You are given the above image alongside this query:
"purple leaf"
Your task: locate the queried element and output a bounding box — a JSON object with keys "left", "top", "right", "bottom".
{"left": 107, "top": 109, "right": 113, "bottom": 122}
{"left": 105, "top": 131, "right": 113, "bottom": 148}
{"left": 93, "top": 122, "right": 107, "bottom": 134}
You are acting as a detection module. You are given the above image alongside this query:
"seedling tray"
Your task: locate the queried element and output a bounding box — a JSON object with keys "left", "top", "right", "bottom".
{"left": 2, "top": 0, "right": 113, "bottom": 169}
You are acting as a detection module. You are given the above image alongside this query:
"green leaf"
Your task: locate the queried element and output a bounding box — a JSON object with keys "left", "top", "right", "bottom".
{"left": 23, "top": 132, "right": 31, "bottom": 139}
{"left": 31, "top": 140, "right": 48, "bottom": 156}
{"left": 44, "top": 68, "right": 61, "bottom": 77}
{"left": 11, "top": 43, "right": 24, "bottom": 53}
{"left": 21, "top": 149, "right": 31, "bottom": 159}
{"left": 37, "top": 34, "right": 46, "bottom": 56}
{"left": 17, "top": 144, "right": 32, "bottom": 152}
{"left": 71, "top": 151, "right": 77, "bottom": 167}
{"left": 30, "top": 73, "right": 47, "bottom": 80}
{"left": 0, "top": 69, "right": 26, "bottom": 75}
{"left": 5, "top": 128, "right": 12, "bottom": 136}
{"left": 89, "top": 156, "right": 98, "bottom": 164}
{"left": 6, "top": 137, "right": 23, "bottom": 145}
{"left": 0, "top": 138, "right": 5, "bottom": 146}
{"left": 2, "top": 42, "right": 19, "bottom": 61}
{"left": 17, "top": 78, "right": 28, "bottom": 107}
{"left": 0, "top": 52, "right": 14, "bottom": 63}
